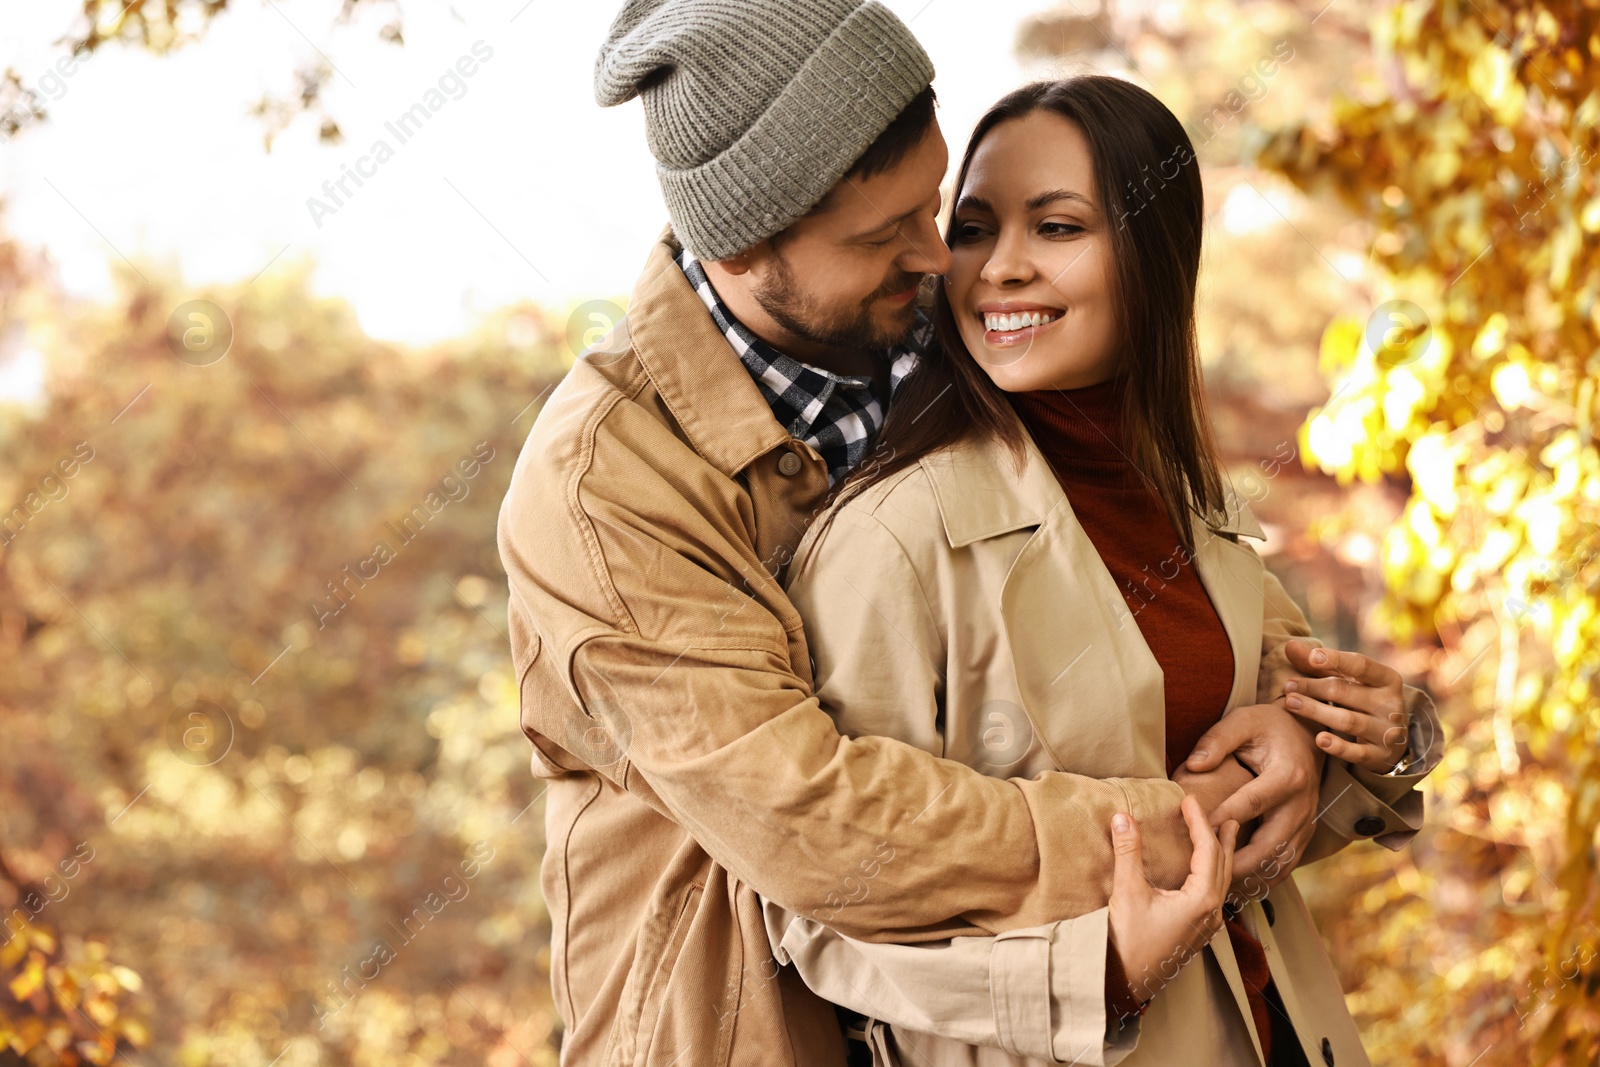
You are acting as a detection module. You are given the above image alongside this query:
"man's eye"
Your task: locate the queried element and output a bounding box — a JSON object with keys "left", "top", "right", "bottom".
{"left": 864, "top": 230, "right": 897, "bottom": 248}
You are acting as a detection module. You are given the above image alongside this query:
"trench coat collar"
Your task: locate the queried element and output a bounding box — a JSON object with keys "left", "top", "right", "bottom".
{"left": 921, "top": 403, "right": 1266, "bottom": 547}
{"left": 922, "top": 410, "right": 1272, "bottom": 760}
{"left": 625, "top": 226, "right": 793, "bottom": 478}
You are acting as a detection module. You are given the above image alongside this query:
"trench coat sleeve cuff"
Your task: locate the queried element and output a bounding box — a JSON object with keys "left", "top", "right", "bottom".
{"left": 1313, "top": 686, "right": 1442, "bottom": 851}
{"left": 990, "top": 908, "right": 1140, "bottom": 1065}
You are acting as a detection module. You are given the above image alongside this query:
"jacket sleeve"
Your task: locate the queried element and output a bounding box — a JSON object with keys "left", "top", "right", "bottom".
{"left": 1255, "top": 564, "right": 1444, "bottom": 863}
{"left": 499, "top": 405, "right": 1188, "bottom": 945}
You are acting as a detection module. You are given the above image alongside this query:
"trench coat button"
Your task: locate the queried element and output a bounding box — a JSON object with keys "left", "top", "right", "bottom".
{"left": 1321, "top": 1036, "right": 1334, "bottom": 1064}
{"left": 1354, "top": 815, "right": 1386, "bottom": 837}
{"left": 1261, "top": 898, "right": 1276, "bottom": 927}
{"left": 777, "top": 450, "right": 804, "bottom": 476}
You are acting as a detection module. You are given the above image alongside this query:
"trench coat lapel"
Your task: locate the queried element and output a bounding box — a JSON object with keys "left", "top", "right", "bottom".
{"left": 1188, "top": 495, "right": 1270, "bottom": 723}
{"left": 923, "top": 423, "right": 1271, "bottom": 783}
{"left": 923, "top": 422, "right": 1276, "bottom": 1067}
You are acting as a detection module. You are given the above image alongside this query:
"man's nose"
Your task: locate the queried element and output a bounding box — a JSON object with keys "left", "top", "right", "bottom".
{"left": 903, "top": 212, "right": 952, "bottom": 275}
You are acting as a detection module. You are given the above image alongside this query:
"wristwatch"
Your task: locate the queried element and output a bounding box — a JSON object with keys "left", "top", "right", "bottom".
{"left": 1380, "top": 740, "right": 1417, "bottom": 777}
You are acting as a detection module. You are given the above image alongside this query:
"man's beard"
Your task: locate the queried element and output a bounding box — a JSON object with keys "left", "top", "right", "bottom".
{"left": 751, "top": 252, "right": 923, "bottom": 353}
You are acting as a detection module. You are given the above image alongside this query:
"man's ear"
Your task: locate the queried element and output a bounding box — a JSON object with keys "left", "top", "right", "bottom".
{"left": 714, "top": 238, "right": 772, "bottom": 277}
{"left": 717, "top": 253, "right": 753, "bottom": 277}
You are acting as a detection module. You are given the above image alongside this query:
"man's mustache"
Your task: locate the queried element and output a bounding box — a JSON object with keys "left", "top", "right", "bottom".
{"left": 869, "top": 273, "right": 925, "bottom": 301}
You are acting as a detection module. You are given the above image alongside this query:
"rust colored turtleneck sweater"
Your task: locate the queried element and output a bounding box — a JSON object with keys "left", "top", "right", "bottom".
{"left": 1009, "top": 376, "right": 1277, "bottom": 1060}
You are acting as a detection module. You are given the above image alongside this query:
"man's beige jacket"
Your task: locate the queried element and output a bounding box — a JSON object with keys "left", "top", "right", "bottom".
{"left": 761, "top": 422, "right": 1442, "bottom": 1065}
{"left": 496, "top": 230, "right": 1438, "bottom": 1066}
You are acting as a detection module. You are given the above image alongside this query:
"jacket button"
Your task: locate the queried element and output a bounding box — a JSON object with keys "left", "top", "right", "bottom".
{"left": 1321, "top": 1036, "right": 1334, "bottom": 1064}
{"left": 1261, "top": 899, "right": 1275, "bottom": 927}
{"left": 1354, "top": 815, "right": 1386, "bottom": 836}
{"left": 777, "top": 451, "right": 803, "bottom": 476}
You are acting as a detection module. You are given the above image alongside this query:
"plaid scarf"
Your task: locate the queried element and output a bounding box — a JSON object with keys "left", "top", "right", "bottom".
{"left": 677, "top": 247, "right": 931, "bottom": 485}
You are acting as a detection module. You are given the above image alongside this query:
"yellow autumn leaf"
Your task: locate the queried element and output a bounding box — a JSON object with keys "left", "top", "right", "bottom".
{"left": 1473, "top": 312, "right": 1510, "bottom": 360}
{"left": 1580, "top": 195, "right": 1600, "bottom": 233}
{"left": 1491, "top": 359, "right": 1532, "bottom": 409}
{"left": 8, "top": 955, "right": 43, "bottom": 1003}
{"left": 1407, "top": 432, "right": 1459, "bottom": 517}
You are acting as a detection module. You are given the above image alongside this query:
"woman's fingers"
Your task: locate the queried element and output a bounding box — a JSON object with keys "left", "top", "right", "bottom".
{"left": 1282, "top": 690, "right": 1384, "bottom": 745}
{"left": 1283, "top": 641, "right": 1401, "bottom": 690}
{"left": 1282, "top": 690, "right": 1406, "bottom": 771}
{"left": 1110, "top": 809, "right": 1148, "bottom": 903}
{"left": 1183, "top": 798, "right": 1231, "bottom": 939}
{"left": 1179, "top": 794, "right": 1218, "bottom": 877}
{"left": 1310, "top": 729, "right": 1389, "bottom": 770}
{"left": 1216, "top": 819, "right": 1240, "bottom": 899}
{"left": 1285, "top": 672, "right": 1401, "bottom": 718}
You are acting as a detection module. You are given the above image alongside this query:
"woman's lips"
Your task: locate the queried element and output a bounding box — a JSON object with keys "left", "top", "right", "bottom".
{"left": 980, "top": 310, "right": 1064, "bottom": 346}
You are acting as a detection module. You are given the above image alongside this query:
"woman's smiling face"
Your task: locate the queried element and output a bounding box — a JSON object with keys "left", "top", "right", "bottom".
{"left": 945, "top": 108, "right": 1123, "bottom": 393}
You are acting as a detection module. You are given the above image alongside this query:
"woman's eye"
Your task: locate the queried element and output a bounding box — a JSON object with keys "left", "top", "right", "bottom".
{"left": 1040, "top": 221, "right": 1084, "bottom": 237}
{"left": 952, "top": 222, "right": 987, "bottom": 242}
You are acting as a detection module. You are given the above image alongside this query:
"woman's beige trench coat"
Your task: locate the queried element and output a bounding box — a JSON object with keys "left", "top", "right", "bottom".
{"left": 762, "top": 420, "right": 1441, "bottom": 1067}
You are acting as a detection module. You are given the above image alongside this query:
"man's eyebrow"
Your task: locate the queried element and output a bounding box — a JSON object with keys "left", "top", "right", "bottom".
{"left": 850, "top": 206, "right": 916, "bottom": 239}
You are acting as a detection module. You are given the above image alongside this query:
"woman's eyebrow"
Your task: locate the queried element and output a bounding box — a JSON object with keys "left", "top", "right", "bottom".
{"left": 955, "top": 190, "right": 1097, "bottom": 214}
{"left": 1026, "top": 188, "right": 1096, "bottom": 211}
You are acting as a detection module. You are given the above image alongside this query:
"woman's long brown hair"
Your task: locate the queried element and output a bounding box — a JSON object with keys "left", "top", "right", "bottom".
{"left": 819, "top": 75, "right": 1227, "bottom": 551}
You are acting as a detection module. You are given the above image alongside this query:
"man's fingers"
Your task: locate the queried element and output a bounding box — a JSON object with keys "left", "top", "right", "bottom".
{"left": 1209, "top": 778, "right": 1270, "bottom": 828}
{"left": 1184, "top": 714, "right": 1250, "bottom": 771}
{"left": 1232, "top": 804, "right": 1312, "bottom": 897}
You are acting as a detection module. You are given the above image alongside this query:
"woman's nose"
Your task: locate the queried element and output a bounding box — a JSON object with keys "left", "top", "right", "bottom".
{"left": 980, "top": 229, "right": 1033, "bottom": 287}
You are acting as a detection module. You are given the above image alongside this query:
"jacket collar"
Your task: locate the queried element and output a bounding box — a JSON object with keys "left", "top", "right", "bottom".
{"left": 626, "top": 227, "right": 792, "bottom": 477}
{"left": 921, "top": 402, "right": 1266, "bottom": 546}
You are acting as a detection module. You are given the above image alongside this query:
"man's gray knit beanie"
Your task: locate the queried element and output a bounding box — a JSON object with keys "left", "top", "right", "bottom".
{"left": 595, "top": 0, "right": 935, "bottom": 261}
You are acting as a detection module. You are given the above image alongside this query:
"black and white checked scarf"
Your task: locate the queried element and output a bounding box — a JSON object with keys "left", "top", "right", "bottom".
{"left": 677, "top": 247, "right": 932, "bottom": 486}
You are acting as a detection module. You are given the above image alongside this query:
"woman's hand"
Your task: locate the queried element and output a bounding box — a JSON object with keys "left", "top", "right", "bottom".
{"left": 1277, "top": 639, "right": 1411, "bottom": 774}
{"left": 1106, "top": 795, "right": 1239, "bottom": 1009}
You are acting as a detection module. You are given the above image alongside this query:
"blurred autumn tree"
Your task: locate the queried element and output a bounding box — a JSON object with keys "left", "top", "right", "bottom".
{"left": 1, "top": 0, "right": 401, "bottom": 147}
{"left": 1027, "top": 0, "right": 1599, "bottom": 1061}
{"left": 1251, "top": 0, "right": 1600, "bottom": 1061}
{"left": 0, "top": 227, "right": 571, "bottom": 1062}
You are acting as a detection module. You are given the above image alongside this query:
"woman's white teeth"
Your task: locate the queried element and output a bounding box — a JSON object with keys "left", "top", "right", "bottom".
{"left": 984, "top": 311, "right": 1058, "bottom": 332}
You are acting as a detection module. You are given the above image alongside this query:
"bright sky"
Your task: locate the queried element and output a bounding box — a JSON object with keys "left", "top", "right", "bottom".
{"left": 0, "top": 0, "right": 1069, "bottom": 353}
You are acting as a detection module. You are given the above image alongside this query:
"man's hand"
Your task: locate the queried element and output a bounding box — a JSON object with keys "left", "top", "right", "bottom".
{"left": 1276, "top": 639, "right": 1411, "bottom": 774}
{"left": 1182, "top": 702, "right": 1322, "bottom": 897}
{"left": 1171, "top": 755, "right": 1259, "bottom": 842}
